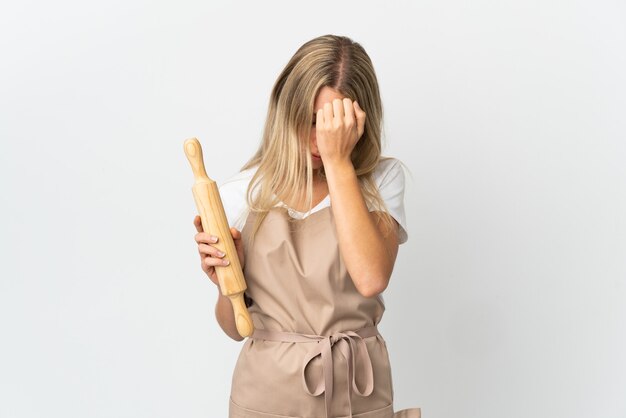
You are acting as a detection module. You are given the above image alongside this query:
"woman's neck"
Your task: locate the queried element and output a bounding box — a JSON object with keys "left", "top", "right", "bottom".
{"left": 283, "top": 175, "right": 328, "bottom": 212}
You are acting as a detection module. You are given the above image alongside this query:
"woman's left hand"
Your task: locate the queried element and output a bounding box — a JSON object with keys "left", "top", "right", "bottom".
{"left": 316, "top": 98, "right": 366, "bottom": 166}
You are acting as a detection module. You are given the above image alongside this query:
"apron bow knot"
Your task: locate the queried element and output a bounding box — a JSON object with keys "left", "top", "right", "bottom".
{"left": 301, "top": 329, "right": 376, "bottom": 418}
{"left": 251, "top": 325, "right": 380, "bottom": 418}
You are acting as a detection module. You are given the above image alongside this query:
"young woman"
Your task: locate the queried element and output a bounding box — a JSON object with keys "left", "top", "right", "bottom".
{"left": 193, "top": 34, "right": 421, "bottom": 418}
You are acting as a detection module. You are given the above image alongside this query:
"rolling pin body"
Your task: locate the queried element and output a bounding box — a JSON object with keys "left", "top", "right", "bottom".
{"left": 184, "top": 137, "right": 254, "bottom": 338}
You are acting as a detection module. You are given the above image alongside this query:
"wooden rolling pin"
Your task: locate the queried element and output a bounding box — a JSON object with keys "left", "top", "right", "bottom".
{"left": 183, "top": 137, "right": 254, "bottom": 338}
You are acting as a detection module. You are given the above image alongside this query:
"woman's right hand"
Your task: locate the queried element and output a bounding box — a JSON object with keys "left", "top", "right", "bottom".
{"left": 193, "top": 215, "right": 245, "bottom": 287}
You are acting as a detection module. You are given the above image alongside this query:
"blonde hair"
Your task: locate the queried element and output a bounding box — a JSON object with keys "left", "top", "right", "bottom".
{"left": 240, "top": 34, "right": 401, "bottom": 243}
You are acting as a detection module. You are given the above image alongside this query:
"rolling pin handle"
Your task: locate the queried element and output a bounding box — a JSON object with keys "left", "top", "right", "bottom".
{"left": 229, "top": 293, "right": 254, "bottom": 338}
{"left": 184, "top": 137, "right": 212, "bottom": 183}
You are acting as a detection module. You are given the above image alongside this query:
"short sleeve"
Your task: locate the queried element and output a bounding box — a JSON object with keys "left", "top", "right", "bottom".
{"left": 368, "top": 158, "right": 409, "bottom": 244}
{"left": 217, "top": 167, "right": 257, "bottom": 231}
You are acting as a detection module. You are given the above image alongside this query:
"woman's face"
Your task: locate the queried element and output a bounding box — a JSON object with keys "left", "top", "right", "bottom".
{"left": 310, "top": 86, "right": 346, "bottom": 171}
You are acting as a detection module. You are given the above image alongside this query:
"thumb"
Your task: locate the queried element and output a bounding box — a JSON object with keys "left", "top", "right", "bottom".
{"left": 231, "top": 227, "right": 244, "bottom": 258}
{"left": 230, "top": 228, "right": 243, "bottom": 249}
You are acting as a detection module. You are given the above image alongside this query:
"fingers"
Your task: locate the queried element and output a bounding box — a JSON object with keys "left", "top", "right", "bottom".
{"left": 342, "top": 98, "right": 355, "bottom": 125}
{"left": 332, "top": 98, "right": 345, "bottom": 121}
{"left": 193, "top": 217, "right": 240, "bottom": 285}
{"left": 200, "top": 247, "right": 230, "bottom": 266}
{"left": 323, "top": 102, "right": 333, "bottom": 127}
{"left": 323, "top": 98, "right": 360, "bottom": 131}
{"left": 198, "top": 242, "right": 226, "bottom": 259}
{"left": 195, "top": 231, "right": 218, "bottom": 245}
{"left": 196, "top": 229, "right": 229, "bottom": 263}
{"left": 198, "top": 238, "right": 230, "bottom": 280}
{"left": 196, "top": 227, "right": 233, "bottom": 264}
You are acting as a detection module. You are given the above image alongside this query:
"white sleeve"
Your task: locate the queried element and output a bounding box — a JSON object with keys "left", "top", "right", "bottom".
{"left": 368, "top": 158, "right": 409, "bottom": 245}
{"left": 217, "top": 168, "right": 255, "bottom": 231}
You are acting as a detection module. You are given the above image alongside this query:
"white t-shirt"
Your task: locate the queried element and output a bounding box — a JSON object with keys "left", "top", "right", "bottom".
{"left": 218, "top": 157, "right": 409, "bottom": 244}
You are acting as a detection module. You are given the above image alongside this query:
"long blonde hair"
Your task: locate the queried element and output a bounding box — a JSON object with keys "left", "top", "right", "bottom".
{"left": 240, "top": 34, "right": 400, "bottom": 243}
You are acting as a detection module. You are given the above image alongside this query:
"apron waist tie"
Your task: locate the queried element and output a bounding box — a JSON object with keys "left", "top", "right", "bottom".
{"left": 251, "top": 325, "right": 379, "bottom": 418}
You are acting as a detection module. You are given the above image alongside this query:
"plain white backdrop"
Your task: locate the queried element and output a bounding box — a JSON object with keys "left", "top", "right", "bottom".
{"left": 1, "top": 1, "right": 625, "bottom": 417}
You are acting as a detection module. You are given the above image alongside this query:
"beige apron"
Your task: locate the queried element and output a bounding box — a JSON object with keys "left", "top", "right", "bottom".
{"left": 229, "top": 205, "right": 422, "bottom": 418}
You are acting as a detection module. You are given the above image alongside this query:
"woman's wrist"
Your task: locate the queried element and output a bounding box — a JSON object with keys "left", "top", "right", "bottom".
{"left": 323, "top": 158, "right": 354, "bottom": 177}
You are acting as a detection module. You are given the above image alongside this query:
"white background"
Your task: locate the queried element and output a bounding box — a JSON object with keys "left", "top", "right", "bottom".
{"left": 1, "top": 1, "right": 625, "bottom": 417}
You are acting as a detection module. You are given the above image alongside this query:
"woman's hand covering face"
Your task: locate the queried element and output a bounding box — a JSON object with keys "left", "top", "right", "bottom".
{"left": 315, "top": 98, "right": 366, "bottom": 166}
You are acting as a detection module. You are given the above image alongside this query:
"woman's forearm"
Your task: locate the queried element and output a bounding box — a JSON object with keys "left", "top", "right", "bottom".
{"left": 324, "top": 161, "right": 395, "bottom": 297}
